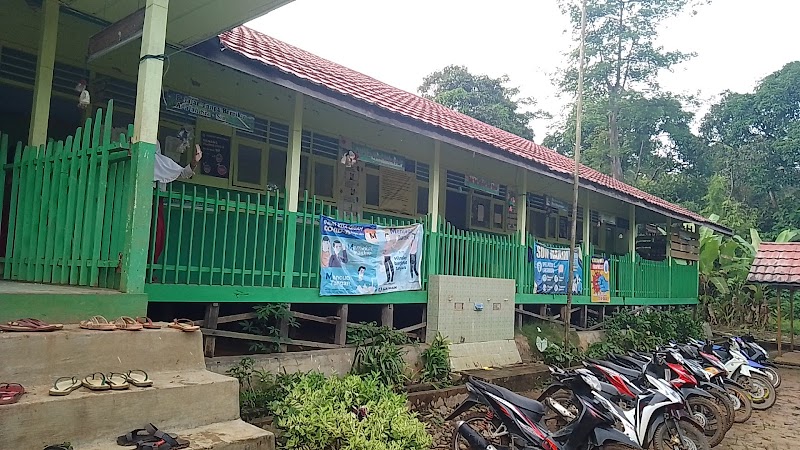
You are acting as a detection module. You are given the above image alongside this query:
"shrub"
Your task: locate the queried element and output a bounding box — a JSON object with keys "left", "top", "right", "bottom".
{"left": 348, "top": 322, "right": 410, "bottom": 387}
{"left": 271, "top": 372, "right": 432, "bottom": 450}
{"left": 421, "top": 332, "right": 451, "bottom": 385}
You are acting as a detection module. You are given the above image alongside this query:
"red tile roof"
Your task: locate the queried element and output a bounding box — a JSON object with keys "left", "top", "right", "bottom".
{"left": 218, "top": 26, "right": 722, "bottom": 230}
{"left": 748, "top": 243, "right": 800, "bottom": 286}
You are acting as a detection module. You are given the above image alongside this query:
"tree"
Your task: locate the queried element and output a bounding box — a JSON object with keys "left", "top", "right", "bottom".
{"left": 557, "top": 0, "right": 709, "bottom": 180}
{"left": 418, "top": 65, "right": 548, "bottom": 140}
{"left": 544, "top": 91, "right": 708, "bottom": 207}
{"left": 700, "top": 61, "right": 800, "bottom": 236}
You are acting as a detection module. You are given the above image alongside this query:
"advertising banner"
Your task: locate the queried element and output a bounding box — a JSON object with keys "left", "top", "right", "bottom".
{"left": 590, "top": 257, "right": 611, "bottom": 303}
{"left": 319, "top": 216, "right": 423, "bottom": 296}
{"left": 532, "top": 243, "right": 582, "bottom": 295}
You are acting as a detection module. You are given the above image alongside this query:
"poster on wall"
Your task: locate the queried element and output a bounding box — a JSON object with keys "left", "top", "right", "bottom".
{"left": 199, "top": 132, "right": 231, "bottom": 179}
{"left": 319, "top": 216, "right": 423, "bottom": 296}
{"left": 590, "top": 257, "right": 611, "bottom": 303}
{"left": 532, "top": 243, "right": 582, "bottom": 295}
{"left": 379, "top": 167, "right": 415, "bottom": 215}
{"left": 341, "top": 139, "right": 406, "bottom": 171}
{"left": 338, "top": 162, "right": 363, "bottom": 215}
{"left": 506, "top": 189, "right": 518, "bottom": 232}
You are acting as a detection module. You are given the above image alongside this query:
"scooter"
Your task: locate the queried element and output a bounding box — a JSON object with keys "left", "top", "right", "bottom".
{"left": 712, "top": 338, "right": 777, "bottom": 410}
{"left": 736, "top": 335, "right": 781, "bottom": 388}
{"left": 448, "top": 369, "right": 641, "bottom": 450}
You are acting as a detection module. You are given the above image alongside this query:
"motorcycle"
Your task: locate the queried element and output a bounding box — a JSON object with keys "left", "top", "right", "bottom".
{"left": 736, "top": 335, "right": 781, "bottom": 388}
{"left": 448, "top": 369, "right": 641, "bottom": 450}
{"left": 712, "top": 338, "right": 777, "bottom": 410}
{"left": 586, "top": 353, "right": 723, "bottom": 448}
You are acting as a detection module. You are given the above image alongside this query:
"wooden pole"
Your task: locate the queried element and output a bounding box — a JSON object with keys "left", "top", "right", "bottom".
{"left": 791, "top": 289, "right": 795, "bottom": 352}
{"left": 777, "top": 288, "right": 783, "bottom": 356}
{"left": 565, "top": 0, "right": 588, "bottom": 346}
{"left": 203, "top": 302, "right": 220, "bottom": 357}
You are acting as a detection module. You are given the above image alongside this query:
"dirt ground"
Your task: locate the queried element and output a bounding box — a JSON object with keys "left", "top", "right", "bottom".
{"left": 717, "top": 366, "right": 800, "bottom": 450}
{"left": 427, "top": 367, "right": 800, "bottom": 449}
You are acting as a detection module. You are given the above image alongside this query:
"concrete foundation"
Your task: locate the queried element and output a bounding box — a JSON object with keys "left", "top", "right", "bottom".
{"left": 0, "top": 325, "right": 273, "bottom": 449}
{"left": 449, "top": 339, "right": 522, "bottom": 371}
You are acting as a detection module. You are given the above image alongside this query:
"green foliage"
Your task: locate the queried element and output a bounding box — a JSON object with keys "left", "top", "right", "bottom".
{"left": 698, "top": 222, "right": 800, "bottom": 327}
{"left": 226, "top": 357, "right": 302, "bottom": 421}
{"left": 271, "top": 372, "right": 432, "bottom": 450}
{"left": 541, "top": 342, "right": 586, "bottom": 368}
{"left": 420, "top": 333, "right": 451, "bottom": 385}
{"left": 239, "top": 303, "right": 298, "bottom": 353}
{"left": 554, "top": 0, "right": 709, "bottom": 180}
{"left": 348, "top": 322, "right": 410, "bottom": 388}
{"left": 538, "top": 309, "right": 703, "bottom": 365}
{"left": 418, "top": 65, "right": 549, "bottom": 140}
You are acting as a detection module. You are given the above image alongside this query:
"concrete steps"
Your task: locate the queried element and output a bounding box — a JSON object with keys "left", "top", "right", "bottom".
{"left": 82, "top": 420, "right": 272, "bottom": 450}
{"left": 0, "top": 324, "right": 274, "bottom": 449}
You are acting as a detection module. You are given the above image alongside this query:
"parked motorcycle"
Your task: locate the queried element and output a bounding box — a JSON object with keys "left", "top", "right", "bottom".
{"left": 448, "top": 369, "right": 641, "bottom": 450}
{"left": 736, "top": 335, "right": 781, "bottom": 388}
{"left": 585, "top": 353, "right": 723, "bottom": 448}
{"left": 711, "top": 338, "right": 777, "bottom": 410}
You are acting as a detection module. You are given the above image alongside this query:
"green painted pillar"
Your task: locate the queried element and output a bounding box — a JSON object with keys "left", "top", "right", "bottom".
{"left": 426, "top": 140, "right": 441, "bottom": 278}
{"left": 120, "top": 0, "right": 169, "bottom": 293}
{"left": 282, "top": 93, "right": 304, "bottom": 288}
{"left": 28, "top": 0, "right": 59, "bottom": 146}
{"left": 630, "top": 204, "right": 636, "bottom": 297}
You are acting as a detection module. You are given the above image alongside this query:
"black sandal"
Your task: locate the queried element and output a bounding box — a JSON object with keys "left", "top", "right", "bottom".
{"left": 117, "top": 428, "right": 158, "bottom": 446}
{"left": 136, "top": 424, "right": 189, "bottom": 450}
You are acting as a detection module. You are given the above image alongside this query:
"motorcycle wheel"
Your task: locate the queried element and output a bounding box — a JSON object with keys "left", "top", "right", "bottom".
{"left": 708, "top": 390, "right": 734, "bottom": 432}
{"left": 726, "top": 386, "right": 753, "bottom": 423}
{"left": 451, "top": 411, "right": 511, "bottom": 450}
{"left": 762, "top": 366, "right": 782, "bottom": 389}
{"left": 739, "top": 374, "right": 777, "bottom": 410}
{"left": 652, "top": 419, "right": 711, "bottom": 450}
{"left": 687, "top": 396, "right": 726, "bottom": 447}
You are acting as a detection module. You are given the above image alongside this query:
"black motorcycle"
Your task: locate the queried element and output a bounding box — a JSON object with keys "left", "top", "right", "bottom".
{"left": 448, "top": 368, "right": 641, "bottom": 450}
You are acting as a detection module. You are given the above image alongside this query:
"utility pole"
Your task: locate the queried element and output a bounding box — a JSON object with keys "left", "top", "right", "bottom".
{"left": 565, "top": 0, "right": 588, "bottom": 345}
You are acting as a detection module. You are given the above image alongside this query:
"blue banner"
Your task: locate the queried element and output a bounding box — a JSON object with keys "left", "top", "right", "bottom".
{"left": 320, "top": 216, "right": 423, "bottom": 296}
{"left": 532, "top": 243, "right": 583, "bottom": 295}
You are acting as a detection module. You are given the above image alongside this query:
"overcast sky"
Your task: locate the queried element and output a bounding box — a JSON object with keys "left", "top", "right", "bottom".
{"left": 248, "top": 0, "right": 800, "bottom": 143}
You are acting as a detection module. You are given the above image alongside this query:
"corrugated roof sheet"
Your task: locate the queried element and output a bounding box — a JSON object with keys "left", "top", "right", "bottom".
{"left": 748, "top": 243, "right": 800, "bottom": 286}
{"left": 218, "top": 26, "right": 723, "bottom": 229}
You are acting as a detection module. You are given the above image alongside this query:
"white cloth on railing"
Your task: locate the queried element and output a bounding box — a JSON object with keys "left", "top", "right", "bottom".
{"left": 154, "top": 141, "right": 194, "bottom": 191}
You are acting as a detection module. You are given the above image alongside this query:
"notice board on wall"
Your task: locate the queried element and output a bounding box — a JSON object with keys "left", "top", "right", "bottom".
{"left": 199, "top": 131, "right": 231, "bottom": 179}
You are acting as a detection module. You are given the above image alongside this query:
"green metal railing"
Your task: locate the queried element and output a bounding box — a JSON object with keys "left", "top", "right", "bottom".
{"left": 0, "top": 101, "right": 132, "bottom": 288}
{"left": 146, "top": 193, "right": 698, "bottom": 301}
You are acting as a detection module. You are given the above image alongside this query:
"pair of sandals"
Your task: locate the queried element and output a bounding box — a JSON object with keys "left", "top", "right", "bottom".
{"left": 0, "top": 383, "right": 25, "bottom": 405}
{"left": 49, "top": 370, "right": 153, "bottom": 395}
{"left": 117, "top": 423, "right": 189, "bottom": 449}
{"left": 0, "top": 318, "right": 63, "bottom": 332}
{"left": 80, "top": 316, "right": 162, "bottom": 331}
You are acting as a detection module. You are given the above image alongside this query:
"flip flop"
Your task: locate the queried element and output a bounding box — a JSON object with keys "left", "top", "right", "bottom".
{"left": 115, "top": 316, "right": 143, "bottom": 331}
{"left": 125, "top": 369, "right": 154, "bottom": 388}
{"left": 82, "top": 373, "right": 111, "bottom": 391}
{"left": 106, "top": 373, "right": 131, "bottom": 390}
{"left": 79, "top": 316, "right": 117, "bottom": 331}
{"left": 136, "top": 317, "right": 162, "bottom": 329}
{"left": 0, "top": 318, "right": 62, "bottom": 332}
{"left": 0, "top": 383, "right": 25, "bottom": 404}
{"left": 48, "top": 377, "right": 82, "bottom": 396}
{"left": 168, "top": 319, "right": 199, "bottom": 332}
{"left": 43, "top": 443, "right": 73, "bottom": 450}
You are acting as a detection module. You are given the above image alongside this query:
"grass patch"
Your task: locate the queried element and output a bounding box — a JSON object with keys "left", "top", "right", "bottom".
{"left": 519, "top": 320, "right": 580, "bottom": 360}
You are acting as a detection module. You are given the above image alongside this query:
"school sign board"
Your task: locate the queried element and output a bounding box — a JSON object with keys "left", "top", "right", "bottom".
{"left": 319, "top": 216, "right": 423, "bottom": 296}
{"left": 532, "top": 243, "right": 582, "bottom": 295}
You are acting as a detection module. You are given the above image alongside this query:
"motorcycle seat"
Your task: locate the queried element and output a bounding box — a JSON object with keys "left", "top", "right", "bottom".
{"left": 470, "top": 377, "right": 545, "bottom": 420}
{"left": 587, "top": 358, "right": 643, "bottom": 380}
